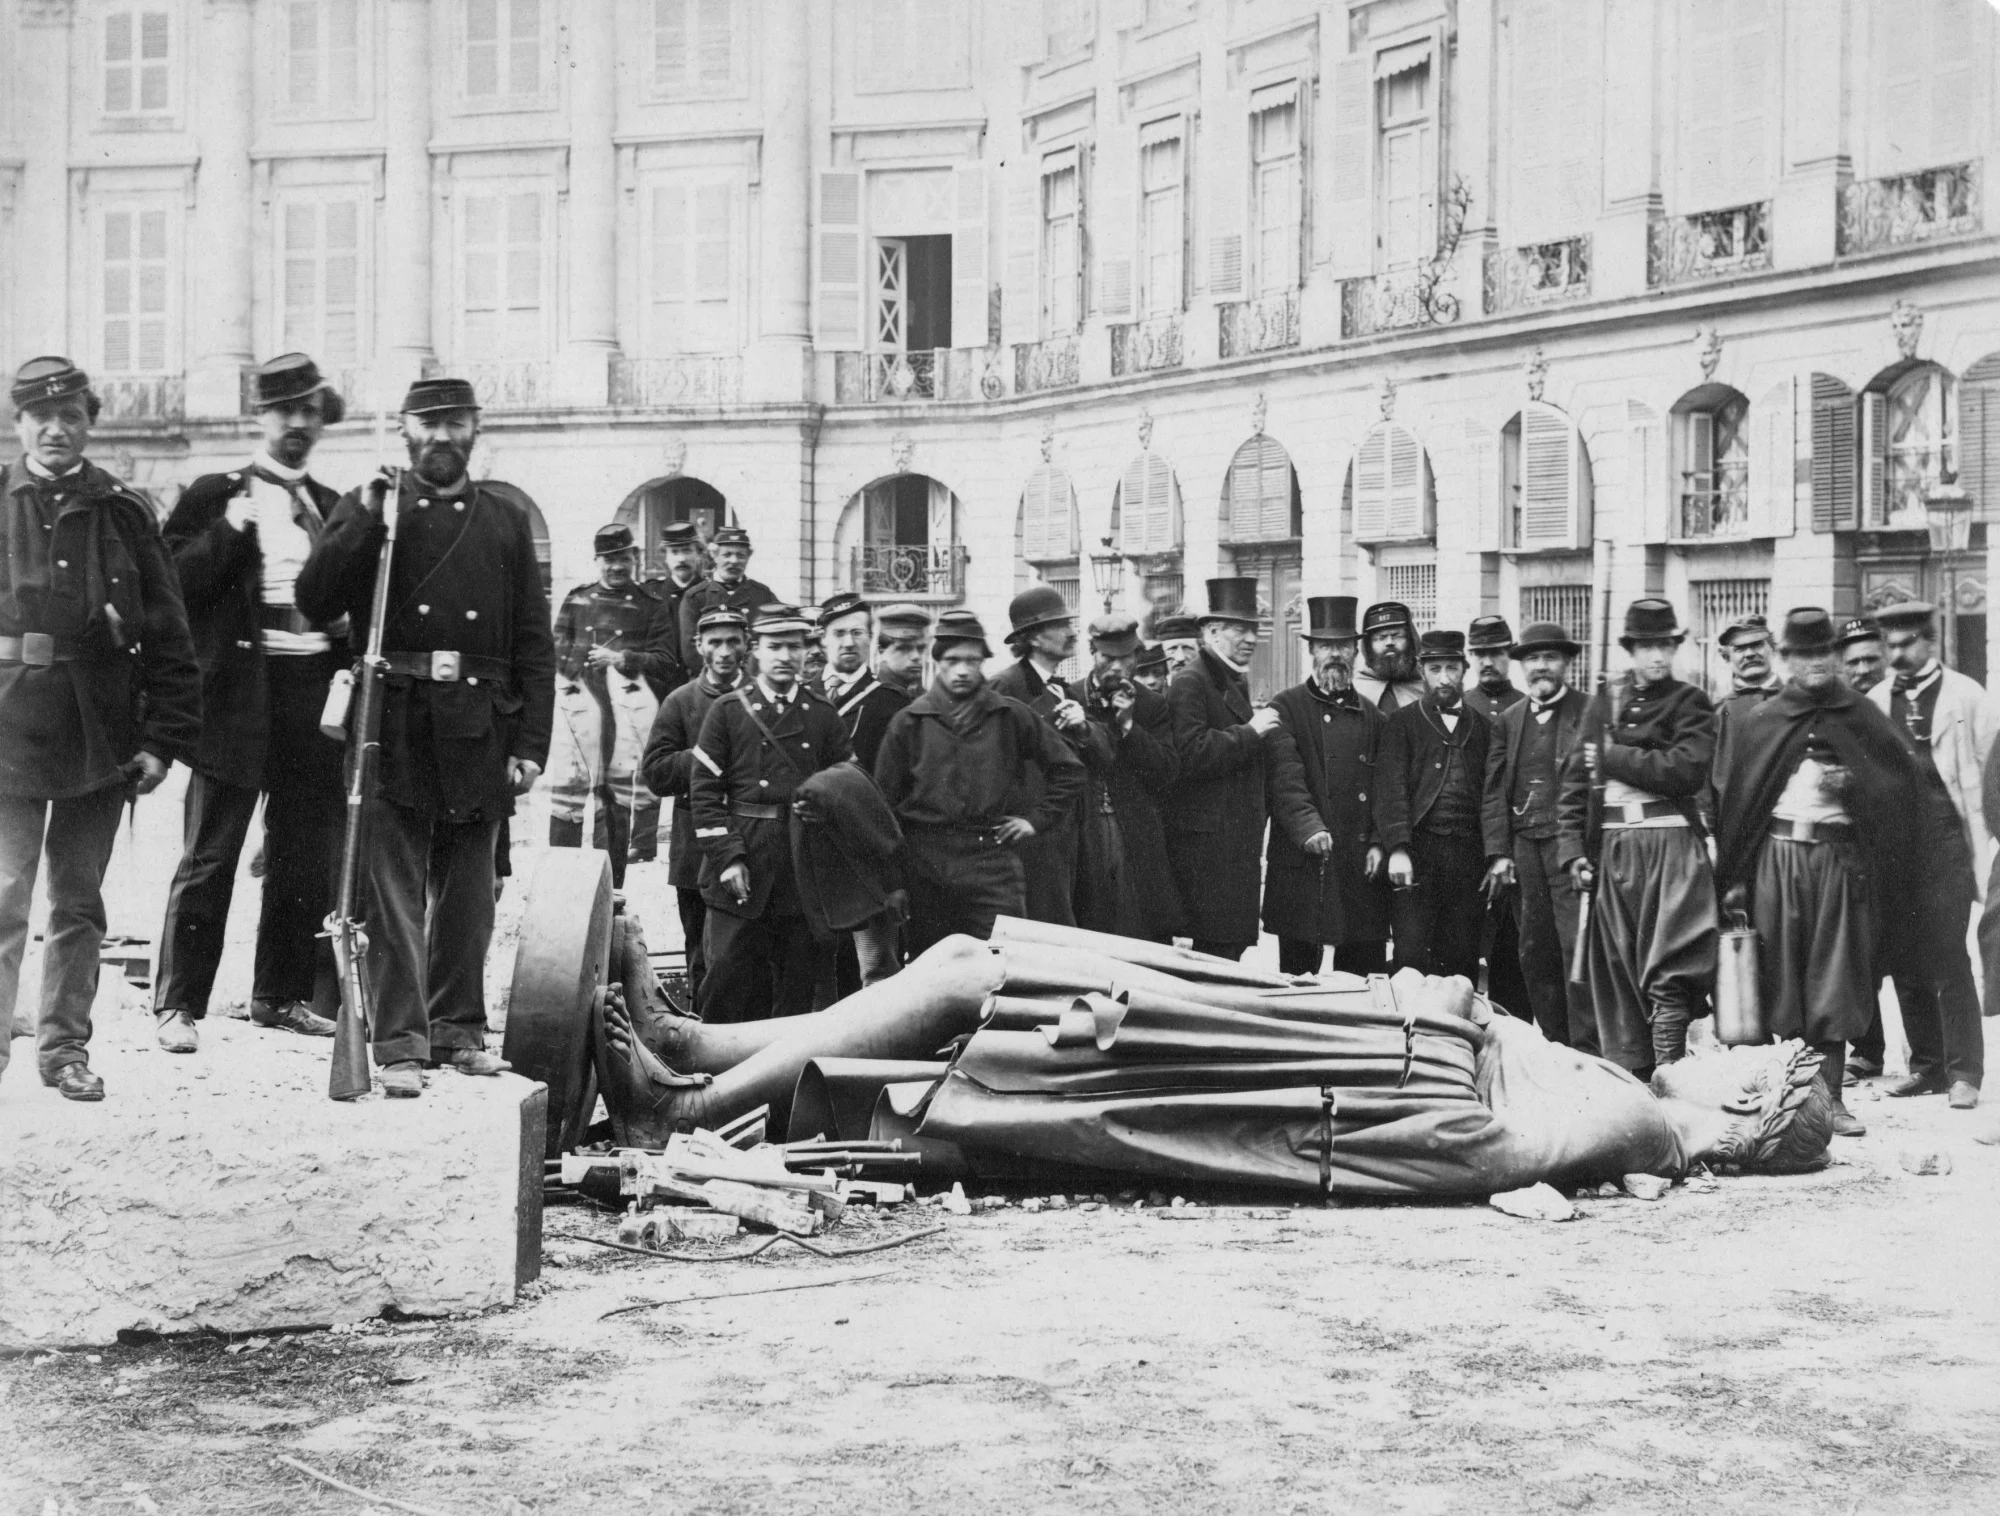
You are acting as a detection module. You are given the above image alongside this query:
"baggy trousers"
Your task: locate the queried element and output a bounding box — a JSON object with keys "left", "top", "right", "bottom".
{"left": 361, "top": 797, "right": 502, "bottom": 1065}
{"left": 1754, "top": 834, "right": 1874, "bottom": 1046}
{"left": 1512, "top": 832, "right": 1591, "bottom": 1052}
{"left": 903, "top": 829, "right": 1026, "bottom": 957}
{"left": 0, "top": 784, "right": 126, "bottom": 1080}
{"left": 1584, "top": 825, "right": 1717, "bottom": 1074}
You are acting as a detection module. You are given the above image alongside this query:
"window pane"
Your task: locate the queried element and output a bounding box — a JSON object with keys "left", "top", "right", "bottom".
{"left": 509, "top": 40, "right": 539, "bottom": 94}
{"left": 104, "top": 267, "right": 131, "bottom": 318}
{"left": 508, "top": 0, "right": 539, "bottom": 39}
{"left": 467, "top": 0, "right": 498, "bottom": 43}
{"left": 466, "top": 43, "right": 498, "bottom": 95}
{"left": 104, "top": 211, "right": 132, "bottom": 262}
{"left": 106, "top": 67, "right": 132, "bottom": 114}
{"left": 138, "top": 263, "right": 167, "bottom": 316}
{"left": 655, "top": 0, "right": 688, "bottom": 87}
{"left": 105, "top": 320, "right": 133, "bottom": 372}
{"left": 139, "top": 210, "right": 168, "bottom": 259}
{"left": 330, "top": 0, "right": 358, "bottom": 48}
{"left": 140, "top": 62, "right": 169, "bottom": 111}
{"left": 140, "top": 10, "right": 169, "bottom": 60}
{"left": 326, "top": 200, "right": 359, "bottom": 249}
{"left": 106, "top": 12, "right": 132, "bottom": 62}
{"left": 696, "top": 0, "right": 732, "bottom": 86}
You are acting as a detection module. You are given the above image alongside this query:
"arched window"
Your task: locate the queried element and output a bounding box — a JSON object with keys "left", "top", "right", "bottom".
{"left": 1220, "top": 435, "right": 1303, "bottom": 702}
{"left": 1501, "top": 402, "right": 1592, "bottom": 551}
{"left": 834, "top": 474, "right": 966, "bottom": 601}
{"left": 1113, "top": 450, "right": 1185, "bottom": 622}
{"left": 613, "top": 475, "right": 729, "bottom": 579}
{"left": 1221, "top": 434, "right": 1301, "bottom": 542}
{"left": 1348, "top": 422, "right": 1433, "bottom": 544}
{"left": 1016, "top": 463, "right": 1081, "bottom": 607}
{"left": 1863, "top": 361, "right": 1955, "bottom": 528}
{"left": 480, "top": 480, "right": 553, "bottom": 592}
{"left": 1670, "top": 384, "right": 1750, "bottom": 539}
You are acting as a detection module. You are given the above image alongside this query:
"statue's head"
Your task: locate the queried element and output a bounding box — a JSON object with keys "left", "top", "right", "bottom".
{"left": 1652, "top": 1040, "right": 1834, "bottom": 1174}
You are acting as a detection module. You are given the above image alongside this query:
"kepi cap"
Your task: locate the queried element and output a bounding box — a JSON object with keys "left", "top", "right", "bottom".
{"left": 877, "top": 603, "right": 932, "bottom": 637}
{"left": 1153, "top": 613, "right": 1199, "bottom": 643}
{"left": 1719, "top": 613, "right": 1772, "bottom": 649}
{"left": 712, "top": 525, "right": 752, "bottom": 549}
{"left": 1362, "top": 601, "right": 1416, "bottom": 638}
{"left": 694, "top": 606, "right": 749, "bottom": 636}
{"left": 931, "top": 608, "right": 992, "bottom": 658}
{"left": 750, "top": 602, "right": 813, "bottom": 638}
{"left": 660, "top": 521, "right": 701, "bottom": 548}
{"left": 593, "top": 522, "right": 637, "bottom": 557}
{"left": 10, "top": 356, "right": 93, "bottom": 411}
{"left": 1416, "top": 629, "right": 1467, "bottom": 662}
{"left": 401, "top": 376, "right": 480, "bottom": 415}
{"left": 1833, "top": 616, "right": 1880, "bottom": 650}
{"left": 1466, "top": 614, "right": 1515, "bottom": 652}
{"left": 818, "top": 591, "right": 871, "bottom": 629}
{"left": 1873, "top": 600, "right": 1937, "bottom": 630}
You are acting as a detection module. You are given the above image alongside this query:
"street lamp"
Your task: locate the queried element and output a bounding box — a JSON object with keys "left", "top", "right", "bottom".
{"left": 1923, "top": 479, "right": 1972, "bottom": 668}
{"left": 1088, "top": 534, "right": 1124, "bottom": 613}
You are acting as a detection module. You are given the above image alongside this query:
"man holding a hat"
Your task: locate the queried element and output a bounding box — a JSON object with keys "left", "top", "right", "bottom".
{"left": 546, "top": 522, "right": 676, "bottom": 887}
{"left": 873, "top": 611, "right": 1086, "bottom": 954}
{"left": 640, "top": 605, "right": 749, "bottom": 1005}
{"left": 1558, "top": 599, "right": 1718, "bottom": 1078}
{"left": 1713, "top": 609, "right": 1926, "bottom": 1137}
{"left": 1869, "top": 601, "right": 1991, "bottom": 1108}
{"left": 1480, "top": 620, "right": 1593, "bottom": 1049}
{"left": 1164, "top": 578, "right": 1284, "bottom": 961}
{"left": 641, "top": 520, "right": 707, "bottom": 693}
{"left": 0, "top": 357, "right": 200, "bottom": 1100}
{"left": 296, "top": 376, "right": 555, "bottom": 1097}
{"left": 688, "top": 604, "right": 852, "bottom": 1021}
{"left": 1355, "top": 601, "right": 1424, "bottom": 713}
{"left": 1154, "top": 612, "right": 1200, "bottom": 678}
{"left": 153, "top": 353, "right": 352, "bottom": 1052}
{"left": 991, "top": 585, "right": 1096, "bottom": 928}
{"left": 1374, "top": 630, "right": 1492, "bottom": 982}
{"left": 1262, "top": 596, "right": 1392, "bottom": 976}
{"left": 676, "top": 526, "right": 774, "bottom": 661}
{"left": 1836, "top": 616, "right": 1885, "bottom": 696}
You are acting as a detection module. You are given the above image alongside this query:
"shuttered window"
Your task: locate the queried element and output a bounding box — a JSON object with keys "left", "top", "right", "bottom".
{"left": 1042, "top": 154, "right": 1084, "bottom": 334}
{"left": 1139, "top": 123, "right": 1185, "bottom": 315}
{"left": 286, "top": 0, "right": 361, "bottom": 113}
{"left": 461, "top": 191, "right": 545, "bottom": 360}
{"left": 1504, "top": 0, "right": 1601, "bottom": 240}
{"left": 1378, "top": 59, "right": 1435, "bottom": 270}
{"left": 815, "top": 172, "right": 863, "bottom": 351}
{"left": 465, "top": 0, "right": 543, "bottom": 100}
{"left": 1117, "top": 452, "right": 1182, "bottom": 557}
{"left": 1510, "top": 403, "right": 1591, "bottom": 551}
{"left": 1351, "top": 423, "right": 1432, "bottom": 543}
{"left": 1960, "top": 356, "right": 2000, "bottom": 523}
{"left": 1678, "top": 0, "right": 1775, "bottom": 213}
{"left": 1250, "top": 88, "right": 1302, "bottom": 295}
{"left": 654, "top": 0, "right": 736, "bottom": 99}
{"left": 1868, "top": 365, "right": 1955, "bottom": 528}
{"left": 1872, "top": 0, "right": 1988, "bottom": 174}
{"left": 1809, "top": 374, "right": 1859, "bottom": 532}
{"left": 104, "top": 5, "right": 172, "bottom": 116}
{"left": 648, "top": 178, "right": 735, "bottom": 354}
{"left": 100, "top": 207, "right": 172, "bottom": 375}
{"left": 1224, "top": 436, "right": 1300, "bottom": 543}
{"left": 1019, "top": 464, "right": 1080, "bottom": 564}
{"left": 280, "top": 197, "right": 364, "bottom": 368}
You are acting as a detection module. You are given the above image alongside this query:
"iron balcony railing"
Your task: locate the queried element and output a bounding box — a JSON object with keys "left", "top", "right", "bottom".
{"left": 1217, "top": 291, "right": 1301, "bottom": 359}
{"left": 1677, "top": 469, "right": 1752, "bottom": 540}
{"left": 610, "top": 355, "right": 744, "bottom": 408}
{"left": 1648, "top": 202, "right": 1772, "bottom": 287}
{"left": 1838, "top": 161, "right": 1981, "bottom": 256}
{"left": 1013, "top": 333, "right": 1081, "bottom": 395}
{"left": 851, "top": 542, "right": 969, "bottom": 599}
{"left": 1483, "top": 237, "right": 1592, "bottom": 314}
{"left": 1109, "top": 314, "right": 1184, "bottom": 376}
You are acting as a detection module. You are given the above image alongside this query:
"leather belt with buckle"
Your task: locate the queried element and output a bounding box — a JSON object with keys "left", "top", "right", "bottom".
{"left": 1770, "top": 816, "right": 1850, "bottom": 844}
{"left": 1603, "top": 799, "right": 1685, "bottom": 827}
{"left": 730, "top": 802, "right": 784, "bottom": 821}
{"left": 0, "top": 632, "right": 75, "bottom": 667}
{"left": 380, "top": 651, "right": 510, "bottom": 683}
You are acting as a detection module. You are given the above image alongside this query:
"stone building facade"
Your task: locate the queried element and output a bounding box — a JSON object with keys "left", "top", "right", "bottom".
{"left": 3, "top": 0, "right": 1997, "bottom": 698}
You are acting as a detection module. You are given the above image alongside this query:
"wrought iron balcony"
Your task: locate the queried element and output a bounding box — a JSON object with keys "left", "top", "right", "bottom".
{"left": 1340, "top": 273, "right": 1428, "bottom": 338}
{"left": 1217, "top": 291, "right": 1300, "bottom": 359}
{"left": 1676, "top": 473, "right": 1752, "bottom": 541}
{"left": 1838, "top": 161, "right": 1981, "bottom": 256}
{"left": 851, "top": 542, "right": 968, "bottom": 600}
{"left": 1483, "top": 237, "right": 1592, "bottom": 315}
{"left": 1647, "top": 202, "right": 1771, "bottom": 287}
{"left": 1014, "top": 333, "right": 1080, "bottom": 395}
{"left": 95, "top": 375, "right": 185, "bottom": 424}
{"left": 1109, "top": 314, "right": 1184, "bottom": 377}
{"left": 832, "top": 349, "right": 1004, "bottom": 404}
{"left": 610, "top": 355, "right": 743, "bottom": 408}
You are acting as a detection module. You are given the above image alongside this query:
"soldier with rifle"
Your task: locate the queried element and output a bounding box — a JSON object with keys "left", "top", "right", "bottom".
{"left": 296, "top": 376, "right": 555, "bottom": 1099}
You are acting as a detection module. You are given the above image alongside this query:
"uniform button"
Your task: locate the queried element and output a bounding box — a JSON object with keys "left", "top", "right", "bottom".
{"left": 1358, "top": 792, "right": 1366, "bottom": 802}
{"left": 1324, "top": 714, "right": 1331, "bottom": 723}
{"left": 759, "top": 779, "right": 769, "bottom": 788}
{"left": 466, "top": 610, "right": 477, "bottom": 620}
{"left": 453, "top": 501, "right": 465, "bottom": 511}
{"left": 468, "top": 676, "right": 480, "bottom": 686}
{"left": 56, "top": 558, "right": 67, "bottom": 567}
{"left": 419, "top": 604, "right": 430, "bottom": 614}
{"left": 418, "top": 498, "right": 430, "bottom": 507}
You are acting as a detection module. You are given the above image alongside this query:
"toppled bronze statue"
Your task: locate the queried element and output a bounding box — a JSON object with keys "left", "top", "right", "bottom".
{"left": 593, "top": 917, "right": 1832, "bottom": 1197}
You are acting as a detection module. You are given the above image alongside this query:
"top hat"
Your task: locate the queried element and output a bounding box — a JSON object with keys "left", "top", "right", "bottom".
{"left": 1088, "top": 612, "right": 1142, "bottom": 657}
{"left": 1619, "top": 598, "right": 1686, "bottom": 645}
{"left": 1153, "top": 612, "right": 1199, "bottom": 643}
{"left": 1200, "top": 577, "right": 1261, "bottom": 625}
{"left": 593, "top": 522, "right": 637, "bottom": 557}
{"left": 252, "top": 353, "right": 346, "bottom": 424}
{"left": 1466, "top": 614, "right": 1515, "bottom": 652}
{"left": 9, "top": 356, "right": 93, "bottom": 411}
{"left": 818, "top": 591, "right": 871, "bottom": 629}
{"left": 750, "top": 602, "right": 813, "bottom": 638}
{"left": 1302, "top": 596, "right": 1360, "bottom": 642}
{"left": 1718, "top": 613, "right": 1772, "bottom": 649}
{"left": 931, "top": 609, "right": 992, "bottom": 657}
{"left": 877, "top": 603, "right": 932, "bottom": 637}
{"left": 1361, "top": 601, "right": 1416, "bottom": 638}
{"left": 1416, "top": 629, "right": 1467, "bottom": 662}
{"left": 1135, "top": 642, "right": 1169, "bottom": 674}
{"left": 1007, "top": 584, "right": 1073, "bottom": 638}
{"left": 1833, "top": 616, "right": 1881, "bottom": 650}
{"left": 660, "top": 521, "right": 701, "bottom": 548}
{"left": 1777, "top": 607, "right": 1837, "bottom": 655}
{"left": 401, "top": 376, "right": 480, "bottom": 415}
{"left": 1511, "top": 621, "right": 1583, "bottom": 658}
{"left": 1873, "top": 600, "right": 1937, "bottom": 631}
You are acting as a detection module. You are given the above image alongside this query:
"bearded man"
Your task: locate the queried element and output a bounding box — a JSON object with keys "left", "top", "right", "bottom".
{"left": 1354, "top": 600, "right": 1423, "bottom": 713}
{"left": 296, "top": 377, "right": 555, "bottom": 1098}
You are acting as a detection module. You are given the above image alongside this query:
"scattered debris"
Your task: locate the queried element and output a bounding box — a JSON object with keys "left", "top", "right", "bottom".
{"left": 1899, "top": 1149, "right": 1952, "bottom": 1177}
{"left": 1151, "top": 1206, "right": 1215, "bottom": 1220}
{"left": 1685, "top": 1165, "right": 1719, "bottom": 1193}
{"left": 1621, "top": 1173, "right": 1671, "bottom": 1201}
{"left": 599, "top": 1266, "right": 901, "bottom": 1321}
{"left": 1488, "top": 1184, "right": 1577, "bottom": 1222}
{"left": 941, "top": 1182, "right": 972, "bottom": 1216}
{"left": 273, "top": 1454, "right": 455, "bottom": 1516}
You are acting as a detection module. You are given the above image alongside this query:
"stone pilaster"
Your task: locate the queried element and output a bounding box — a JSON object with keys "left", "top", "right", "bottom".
{"left": 555, "top": 0, "right": 619, "bottom": 407}
{"left": 186, "top": 0, "right": 257, "bottom": 418}
{"left": 13, "top": 3, "right": 75, "bottom": 361}
{"left": 747, "top": 0, "right": 811, "bottom": 403}
{"left": 379, "top": 0, "right": 436, "bottom": 400}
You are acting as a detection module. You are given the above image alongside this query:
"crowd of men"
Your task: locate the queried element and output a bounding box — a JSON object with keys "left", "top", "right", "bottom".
{"left": 0, "top": 353, "right": 1991, "bottom": 1143}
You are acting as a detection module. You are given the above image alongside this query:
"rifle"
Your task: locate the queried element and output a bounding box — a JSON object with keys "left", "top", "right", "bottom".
{"left": 1568, "top": 541, "right": 1616, "bottom": 986}
{"left": 326, "top": 445, "right": 403, "bottom": 1101}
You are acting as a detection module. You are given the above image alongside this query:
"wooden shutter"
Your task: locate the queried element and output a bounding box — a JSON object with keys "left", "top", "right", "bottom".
{"left": 1468, "top": 418, "right": 1502, "bottom": 551}
{"left": 1119, "top": 453, "right": 1176, "bottom": 555}
{"left": 1808, "top": 374, "right": 1857, "bottom": 532}
{"left": 1627, "top": 401, "right": 1668, "bottom": 544}
{"left": 690, "top": 181, "right": 733, "bottom": 352}
{"left": 696, "top": 0, "right": 733, "bottom": 92}
{"left": 1681, "top": 0, "right": 1771, "bottom": 212}
{"left": 1021, "top": 465, "right": 1074, "bottom": 562}
{"left": 1384, "top": 425, "right": 1428, "bottom": 538}
{"left": 1351, "top": 427, "right": 1391, "bottom": 542}
{"left": 1203, "top": 103, "right": 1247, "bottom": 298}
{"left": 1327, "top": 53, "right": 1372, "bottom": 277}
{"left": 952, "top": 163, "right": 989, "bottom": 345}
{"left": 1094, "top": 120, "right": 1138, "bottom": 319}
{"left": 462, "top": 191, "right": 541, "bottom": 359}
{"left": 1519, "top": 402, "right": 1581, "bottom": 549}
{"left": 1877, "top": 0, "right": 1986, "bottom": 171}
{"left": 1000, "top": 157, "right": 1041, "bottom": 347}
{"left": 282, "top": 198, "right": 362, "bottom": 365}
{"left": 649, "top": 181, "right": 687, "bottom": 353}
{"left": 814, "top": 171, "right": 862, "bottom": 351}
{"left": 1960, "top": 358, "right": 2000, "bottom": 522}
{"left": 1749, "top": 378, "right": 1797, "bottom": 538}
{"left": 1859, "top": 390, "right": 1887, "bottom": 527}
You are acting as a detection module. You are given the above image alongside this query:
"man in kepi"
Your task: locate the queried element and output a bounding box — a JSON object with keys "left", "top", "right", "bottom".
{"left": 1560, "top": 598, "right": 1718, "bottom": 1080}
{"left": 1354, "top": 600, "right": 1424, "bottom": 713}
{"left": 296, "top": 376, "right": 555, "bottom": 1098}
{"left": 640, "top": 606, "right": 747, "bottom": 1007}
{"left": 641, "top": 520, "right": 706, "bottom": 695}
{"left": 1713, "top": 614, "right": 1781, "bottom": 758}
{"left": 1836, "top": 616, "right": 1885, "bottom": 695}
{"left": 154, "top": 354, "right": 351, "bottom": 1052}
{"left": 1263, "top": 596, "right": 1391, "bottom": 977}
{"left": 1714, "top": 609, "right": 1924, "bottom": 1139}
{"left": 991, "top": 585, "right": 1092, "bottom": 927}
{"left": 1481, "top": 621, "right": 1593, "bottom": 1050}
{"left": 873, "top": 611, "right": 1085, "bottom": 955}
{"left": 1375, "top": 630, "right": 1491, "bottom": 982}
{"left": 677, "top": 525, "right": 774, "bottom": 660}
{"left": 1871, "top": 601, "right": 1990, "bottom": 1111}
{"left": 689, "top": 605, "right": 852, "bottom": 1022}
{"left": 547, "top": 522, "right": 675, "bottom": 887}
{"left": 0, "top": 358, "right": 199, "bottom": 1100}
{"left": 1165, "top": 578, "right": 1284, "bottom": 962}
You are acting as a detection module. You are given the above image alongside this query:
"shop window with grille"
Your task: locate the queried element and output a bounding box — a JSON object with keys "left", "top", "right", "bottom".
{"left": 1379, "top": 562, "right": 1437, "bottom": 632}
{"left": 1690, "top": 578, "right": 1769, "bottom": 696}
{"left": 1519, "top": 584, "right": 1594, "bottom": 684}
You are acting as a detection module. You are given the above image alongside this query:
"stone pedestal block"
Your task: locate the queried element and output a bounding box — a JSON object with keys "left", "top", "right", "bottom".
{"left": 0, "top": 1016, "right": 543, "bottom": 1349}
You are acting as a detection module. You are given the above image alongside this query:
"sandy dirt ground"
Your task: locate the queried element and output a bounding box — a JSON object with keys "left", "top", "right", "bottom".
{"left": 4, "top": 773, "right": 1999, "bottom": 1514}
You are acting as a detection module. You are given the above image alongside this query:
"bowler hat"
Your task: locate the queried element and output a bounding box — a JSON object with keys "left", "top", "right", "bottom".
{"left": 1416, "top": 629, "right": 1467, "bottom": 662}
{"left": 401, "top": 376, "right": 480, "bottom": 415}
{"left": 750, "top": 602, "right": 813, "bottom": 638}
{"left": 1361, "top": 601, "right": 1415, "bottom": 638}
{"left": 1200, "top": 577, "right": 1261, "bottom": 625}
{"left": 1511, "top": 621, "right": 1582, "bottom": 658}
{"left": 877, "top": 603, "right": 932, "bottom": 636}
{"left": 593, "top": 522, "right": 637, "bottom": 557}
{"left": 1302, "top": 596, "right": 1360, "bottom": 642}
{"left": 1719, "top": 613, "right": 1772, "bottom": 649}
{"left": 932, "top": 609, "right": 992, "bottom": 658}
{"left": 1135, "top": 642, "right": 1169, "bottom": 674}
{"left": 1833, "top": 616, "right": 1880, "bottom": 650}
{"left": 252, "top": 352, "right": 345, "bottom": 424}
{"left": 1153, "top": 613, "right": 1199, "bottom": 643}
{"left": 1777, "top": 607, "right": 1837, "bottom": 655}
{"left": 660, "top": 521, "right": 701, "bottom": 548}
{"left": 694, "top": 606, "right": 749, "bottom": 636}
{"left": 1619, "top": 598, "right": 1686, "bottom": 646}
{"left": 1873, "top": 600, "right": 1937, "bottom": 631}
{"left": 1466, "top": 614, "right": 1515, "bottom": 652}
{"left": 1008, "top": 584, "right": 1073, "bottom": 638}
{"left": 9, "top": 356, "right": 93, "bottom": 411}
{"left": 1088, "top": 612, "right": 1142, "bottom": 657}
{"left": 712, "top": 525, "right": 752, "bottom": 549}
{"left": 818, "top": 591, "right": 871, "bottom": 629}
